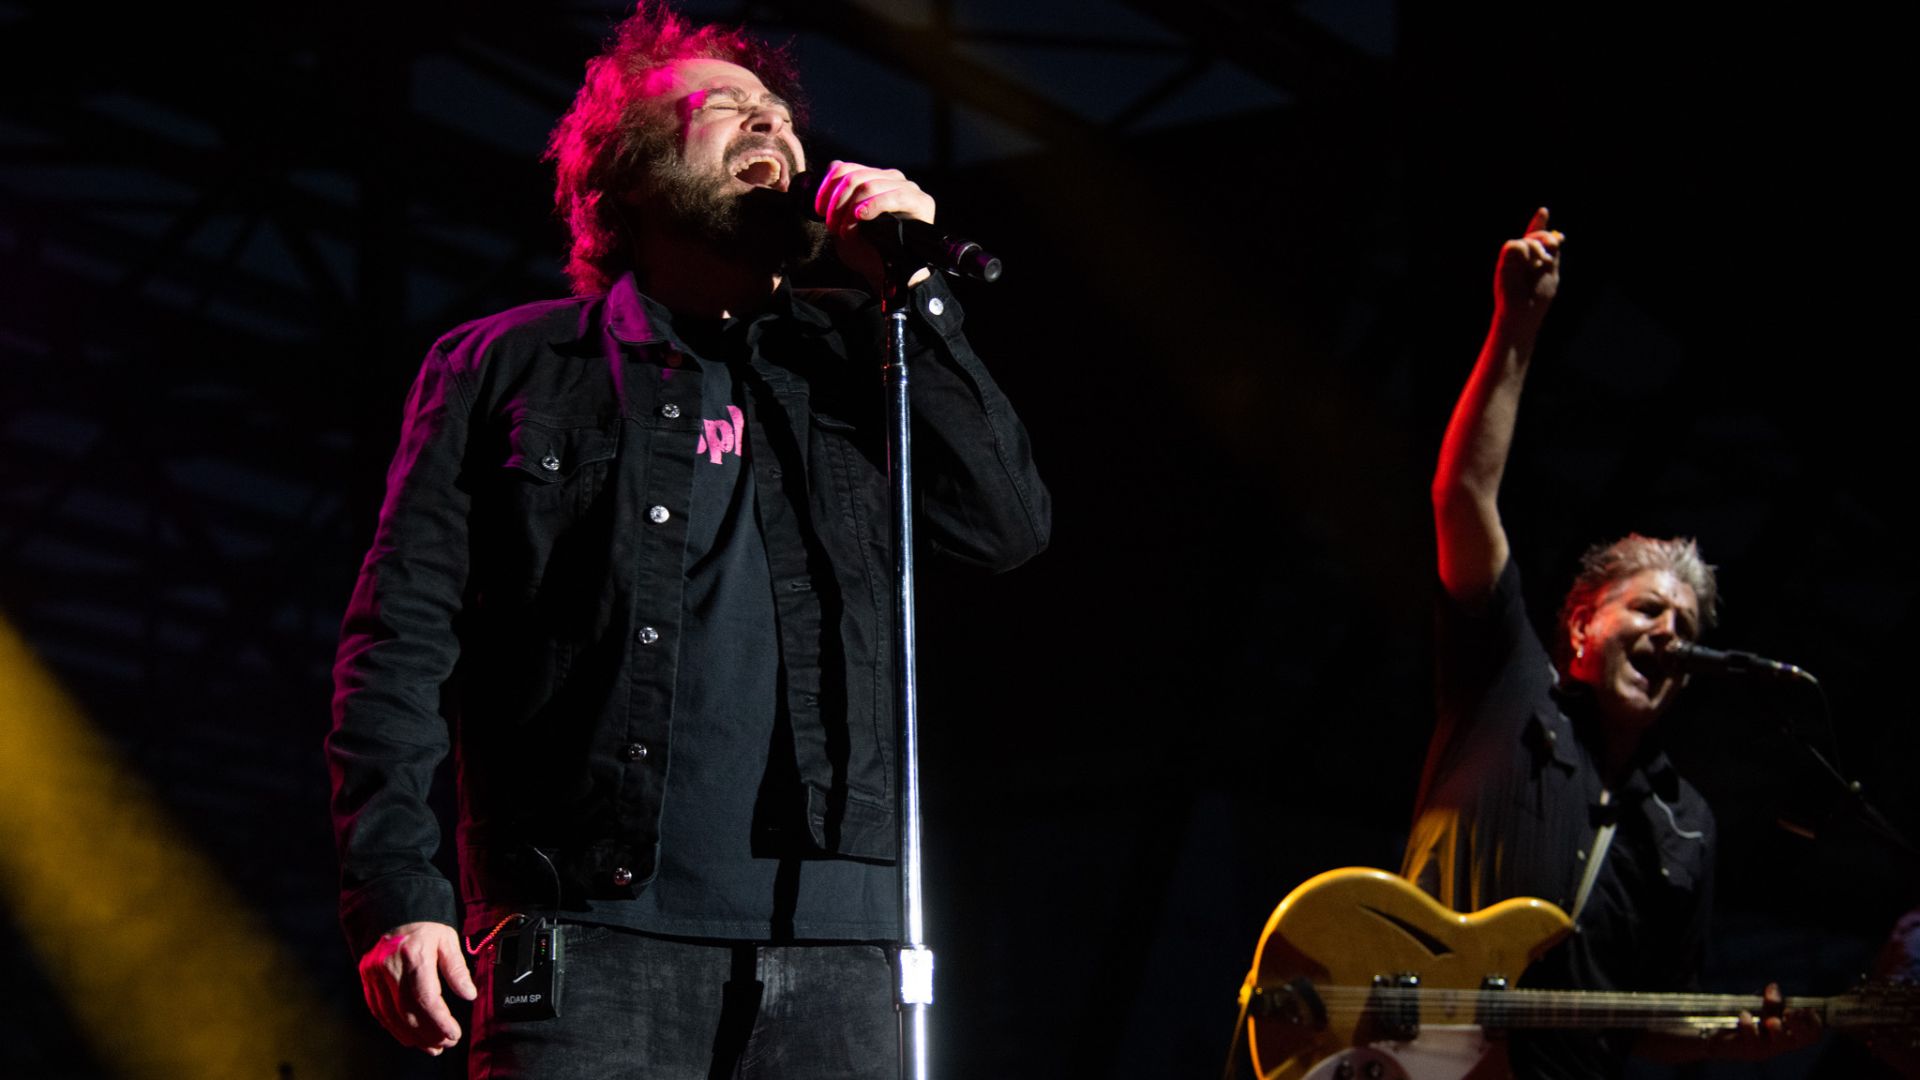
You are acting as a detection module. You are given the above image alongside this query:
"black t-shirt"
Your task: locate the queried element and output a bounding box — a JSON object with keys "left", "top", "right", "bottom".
{"left": 577, "top": 315, "right": 896, "bottom": 941}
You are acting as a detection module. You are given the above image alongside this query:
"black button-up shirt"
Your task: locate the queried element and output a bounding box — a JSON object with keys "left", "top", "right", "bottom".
{"left": 1402, "top": 561, "right": 1715, "bottom": 1079}
{"left": 327, "top": 273, "right": 1049, "bottom": 955}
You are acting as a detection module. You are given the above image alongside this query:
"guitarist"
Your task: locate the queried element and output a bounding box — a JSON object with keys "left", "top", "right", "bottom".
{"left": 1402, "top": 209, "right": 1816, "bottom": 1077}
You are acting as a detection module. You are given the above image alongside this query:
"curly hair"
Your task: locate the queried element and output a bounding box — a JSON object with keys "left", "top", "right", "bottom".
{"left": 1555, "top": 534, "right": 1720, "bottom": 664}
{"left": 546, "top": 1, "right": 806, "bottom": 294}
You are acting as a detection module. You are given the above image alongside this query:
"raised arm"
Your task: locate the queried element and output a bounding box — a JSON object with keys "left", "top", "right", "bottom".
{"left": 1432, "top": 208, "right": 1563, "bottom": 603}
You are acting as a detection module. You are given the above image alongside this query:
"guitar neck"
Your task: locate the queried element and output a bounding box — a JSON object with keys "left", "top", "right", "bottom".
{"left": 1312, "top": 985, "right": 1886, "bottom": 1033}
{"left": 1259, "top": 980, "right": 1919, "bottom": 1035}
{"left": 1456, "top": 988, "right": 1826, "bottom": 1032}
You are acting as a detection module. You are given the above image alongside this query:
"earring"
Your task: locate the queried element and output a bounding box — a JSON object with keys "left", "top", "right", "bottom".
{"left": 1575, "top": 643, "right": 1585, "bottom": 660}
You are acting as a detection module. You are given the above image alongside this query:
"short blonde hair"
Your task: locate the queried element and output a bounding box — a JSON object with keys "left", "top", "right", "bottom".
{"left": 1556, "top": 534, "right": 1719, "bottom": 662}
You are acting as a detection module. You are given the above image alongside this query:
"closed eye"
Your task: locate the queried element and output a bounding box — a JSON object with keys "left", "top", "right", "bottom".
{"left": 691, "top": 88, "right": 792, "bottom": 124}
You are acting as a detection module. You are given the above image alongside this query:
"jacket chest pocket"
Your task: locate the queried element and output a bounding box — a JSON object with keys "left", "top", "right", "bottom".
{"left": 501, "top": 417, "right": 616, "bottom": 508}
{"left": 483, "top": 417, "right": 619, "bottom": 594}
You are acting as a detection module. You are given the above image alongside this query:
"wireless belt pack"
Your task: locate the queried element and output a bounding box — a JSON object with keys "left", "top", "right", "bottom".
{"left": 492, "top": 917, "right": 564, "bottom": 1021}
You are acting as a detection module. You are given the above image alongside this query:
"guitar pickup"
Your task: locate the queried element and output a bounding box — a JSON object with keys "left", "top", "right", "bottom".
{"left": 1370, "top": 973, "right": 1421, "bottom": 1041}
{"left": 1476, "top": 975, "right": 1511, "bottom": 1034}
{"left": 1248, "top": 978, "right": 1328, "bottom": 1030}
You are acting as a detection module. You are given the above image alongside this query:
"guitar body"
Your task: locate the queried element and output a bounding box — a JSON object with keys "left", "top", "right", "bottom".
{"left": 1244, "top": 868, "right": 1573, "bottom": 1080}
{"left": 1244, "top": 868, "right": 1919, "bottom": 1079}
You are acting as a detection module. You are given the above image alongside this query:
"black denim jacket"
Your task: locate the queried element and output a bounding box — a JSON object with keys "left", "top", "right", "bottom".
{"left": 327, "top": 273, "right": 1049, "bottom": 955}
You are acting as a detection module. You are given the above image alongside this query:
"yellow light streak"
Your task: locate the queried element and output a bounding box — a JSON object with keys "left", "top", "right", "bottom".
{"left": 0, "top": 614, "right": 370, "bottom": 1079}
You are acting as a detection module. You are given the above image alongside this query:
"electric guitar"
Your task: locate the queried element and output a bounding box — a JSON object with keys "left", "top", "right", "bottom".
{"left": 1241, "top": 867, "right": 1919, "bottom": 1080}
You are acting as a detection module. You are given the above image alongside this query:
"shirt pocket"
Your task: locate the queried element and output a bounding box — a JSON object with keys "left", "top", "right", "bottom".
{"left": 1648, "top": 795, "right": 1710, "bottom": 893}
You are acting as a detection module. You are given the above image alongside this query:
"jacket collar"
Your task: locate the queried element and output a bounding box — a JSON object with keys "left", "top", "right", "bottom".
{"left": 597, "top": 272, "right": 834, "bottom": 347}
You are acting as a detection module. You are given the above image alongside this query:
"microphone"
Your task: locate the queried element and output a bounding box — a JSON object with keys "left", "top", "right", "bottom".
{"left": 787, "top": 172, "right": 1002, "bottom": 283}
{"left": 1658, "top": 640, "right": 1817, "bottom": 684}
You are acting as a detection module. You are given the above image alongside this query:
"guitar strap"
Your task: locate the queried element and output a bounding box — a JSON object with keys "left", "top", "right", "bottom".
{"left": 1569, "top": 788, "right": 1617, "bottom": 924}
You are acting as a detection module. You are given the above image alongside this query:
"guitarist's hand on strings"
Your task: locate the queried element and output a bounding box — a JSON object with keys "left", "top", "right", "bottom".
{"left": 1641, "top": 980, "right": 1823, "bottom": 1062}
{"left": 1726, "top": 981, "right": 1823, "bottom": 1058}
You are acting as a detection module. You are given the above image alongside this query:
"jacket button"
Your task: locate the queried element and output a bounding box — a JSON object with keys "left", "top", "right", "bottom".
{"left": 648, "top": 504, "right": 671, "bottom": 524}
{"left": 612, "top": 867, "right": 633, "bottom": 887}
{"left": 540, "top": 453, "right": 561, "bottom": 471}
{"left": 624, "top": 742, "right": 648, "bottom": 762}
{"left": 660, "top": 403, "right": 681, "bottom": 419}
{"left": 926, "top": 296, "right": 945, "bottom": 317}
{"left": 636, "top": 626, "right": 659, "bottom": 645}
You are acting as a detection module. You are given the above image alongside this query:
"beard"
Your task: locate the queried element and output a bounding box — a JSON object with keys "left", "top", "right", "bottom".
{"left": 643, "top": 131, "right": 826, "bottom": 273}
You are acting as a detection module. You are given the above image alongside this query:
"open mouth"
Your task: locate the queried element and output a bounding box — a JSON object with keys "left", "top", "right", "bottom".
{"left": 732, "top": 153, "right": 786, "bottom": 190}
{"left": 1626, "top": 645, "right": 1670, "bottom": 688}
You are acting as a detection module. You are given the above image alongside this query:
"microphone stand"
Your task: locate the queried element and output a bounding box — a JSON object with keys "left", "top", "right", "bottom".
{"left": 783, "top": 175, "right": 1003, "bottom": 1079}
{"left": 829, "top": 196, "right": 997, "bottom": 1080}
{"left": 880, "top": 247, "right": 932, "bottom": 1080}
{"left": 1773, "top": 671, "right": 1920, "bottom": 867}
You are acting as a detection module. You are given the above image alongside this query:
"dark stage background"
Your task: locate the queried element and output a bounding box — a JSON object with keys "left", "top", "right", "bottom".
{"left": 1, "top": 2, "right": 1911, "bottom": 1077}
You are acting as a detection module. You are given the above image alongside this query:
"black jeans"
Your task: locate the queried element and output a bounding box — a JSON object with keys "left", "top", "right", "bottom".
{"left": 469, "top": 925, "right": 897, "bottom": 1080}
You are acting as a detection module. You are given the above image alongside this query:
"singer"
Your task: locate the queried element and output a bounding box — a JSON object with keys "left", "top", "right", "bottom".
{"left": 324, "top": 3, "right": 1050, "bottom": 1076}
{"left": 1400, "top": 210, "right": 1814, "bottom": 1078}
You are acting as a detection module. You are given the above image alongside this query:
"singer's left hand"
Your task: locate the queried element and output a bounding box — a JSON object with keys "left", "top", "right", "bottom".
{"left": 813, "top": 160, "right": 936, "bottom": 292}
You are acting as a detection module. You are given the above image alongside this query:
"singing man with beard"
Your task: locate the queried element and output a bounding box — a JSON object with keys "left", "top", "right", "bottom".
{"left": 325, "top": 4, "right": 1049, "bottom": 1075}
